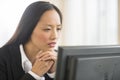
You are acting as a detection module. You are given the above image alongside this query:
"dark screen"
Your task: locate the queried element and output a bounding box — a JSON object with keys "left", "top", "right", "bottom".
{"left": 55, "top": 45, "right": 120, "bottom": 80}
{"left": 68, "top": 56, "right": 120, "bottom": 80}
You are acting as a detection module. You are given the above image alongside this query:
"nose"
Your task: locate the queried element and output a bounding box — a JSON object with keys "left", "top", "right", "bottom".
{"left": 50, "top": 29, "right": 58, "bottom": 40}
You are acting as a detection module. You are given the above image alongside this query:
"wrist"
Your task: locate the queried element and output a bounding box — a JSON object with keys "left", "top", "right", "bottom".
{"left": 31, "top": 69, "right": 43, "bottom": 77}
{"left": 28, "top": 71, "right": 45, "bottom": 79}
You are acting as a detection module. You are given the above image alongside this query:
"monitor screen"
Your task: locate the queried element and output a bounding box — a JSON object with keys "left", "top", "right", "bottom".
{"left": 55, "top": 45, "right": 120, "bottom": 80}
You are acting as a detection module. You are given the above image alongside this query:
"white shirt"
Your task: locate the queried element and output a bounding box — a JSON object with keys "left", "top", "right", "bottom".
{"left": 20, "top": 44, "right": 55, "bottom": 80}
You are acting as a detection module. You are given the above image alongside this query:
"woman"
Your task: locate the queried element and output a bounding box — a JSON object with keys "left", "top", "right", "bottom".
{"left": 0, "top": 1, "right": 62, "bottom": 80}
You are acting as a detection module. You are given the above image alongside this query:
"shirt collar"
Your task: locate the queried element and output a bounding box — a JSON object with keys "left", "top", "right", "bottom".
{"left": 19, "top": 44, "right": 32, "bottom": 72}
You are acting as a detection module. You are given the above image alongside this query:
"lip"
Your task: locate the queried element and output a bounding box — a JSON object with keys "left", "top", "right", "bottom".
{"left": 48, "top": 42, "right": 56, "bottom": 47}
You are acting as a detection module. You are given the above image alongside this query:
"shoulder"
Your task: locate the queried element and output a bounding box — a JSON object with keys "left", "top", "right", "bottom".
{"left": 0, "top": 44, "right": 19, "bottom": 60}
{"left": 0, "top": 45, "right": 11, "bottom": 67}
{"left": 0, "top": 45, "right": 10, "bottom": 56}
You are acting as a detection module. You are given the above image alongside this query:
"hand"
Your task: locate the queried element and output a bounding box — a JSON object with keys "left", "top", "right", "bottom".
{"left": 36, "top": 50, "right": 57, "bottom": 73}
{"left": 47, "top": 51, "right": 57, "bottom": 73}
{"left": 31, "top": 51, "right": 54, "bottom": 76}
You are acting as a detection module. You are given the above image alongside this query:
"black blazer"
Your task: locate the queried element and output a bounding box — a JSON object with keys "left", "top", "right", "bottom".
{"left": 0, "top": 44, "right": 53, "bottom": 80}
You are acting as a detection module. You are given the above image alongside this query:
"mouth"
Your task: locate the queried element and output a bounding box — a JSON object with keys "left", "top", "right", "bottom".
{"left": 48, "top": 42, "right": 56, "bottom": 48}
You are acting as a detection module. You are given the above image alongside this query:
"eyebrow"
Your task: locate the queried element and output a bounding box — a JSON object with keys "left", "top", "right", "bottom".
{"left": 47, "top": 24, "right": 62, "bottom": 28}
{"left": 57, "top": 24, "right": 62, "bottom": 27}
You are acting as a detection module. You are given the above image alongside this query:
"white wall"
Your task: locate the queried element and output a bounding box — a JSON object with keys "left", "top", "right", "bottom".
{"left": 0, "top": 0, "right": 36, "bottom": 47}
{"left": 0, "top": 0, "right": 118, "bottom": 47}
{"left": 0, "top": 0, "right": 62, "bottom": 47}
{"left": 60, "top": 0, "right": 118, "bottom": 46}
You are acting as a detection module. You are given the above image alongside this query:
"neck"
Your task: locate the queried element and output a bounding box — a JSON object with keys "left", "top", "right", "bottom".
{"left": 23, "top": 41, "right": 40, "bottom": 64}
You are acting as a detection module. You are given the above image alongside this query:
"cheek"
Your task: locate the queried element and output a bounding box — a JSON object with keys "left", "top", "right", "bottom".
{"left": 37, "top": 33, "right": 48, "bottom": 42}
{"left": 31, "top": 28, "right": 50, "bottom": 44}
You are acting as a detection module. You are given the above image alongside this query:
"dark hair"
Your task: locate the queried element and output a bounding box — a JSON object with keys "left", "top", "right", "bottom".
{"left": 5, "top": 1, "right": 62, "bottom": 46}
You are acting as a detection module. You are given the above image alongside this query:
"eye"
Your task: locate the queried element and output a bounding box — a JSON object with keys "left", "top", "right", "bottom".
{"left": 57, "top": 28, "right": 62, "bottom": 31}
{"left": 43, "top": 28, "right": 51, "bottom": 32}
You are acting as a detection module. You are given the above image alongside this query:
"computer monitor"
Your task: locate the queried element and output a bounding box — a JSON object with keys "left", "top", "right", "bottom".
{"left": 55, "top": 45, "right": 120, "bottom": 80}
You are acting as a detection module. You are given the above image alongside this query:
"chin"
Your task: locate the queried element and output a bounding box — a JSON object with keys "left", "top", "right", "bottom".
{"left": 42, "top": 48, "right": 54, "bottom": 51}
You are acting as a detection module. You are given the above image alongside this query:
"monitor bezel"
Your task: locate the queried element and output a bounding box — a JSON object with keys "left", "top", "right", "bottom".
{"left": 55, "top": 45, "right": 120, "bottom": 80}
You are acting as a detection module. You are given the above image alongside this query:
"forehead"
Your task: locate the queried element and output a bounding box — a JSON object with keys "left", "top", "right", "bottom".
{"left": 38, "top": 10, "right": 61, "bottom": 25}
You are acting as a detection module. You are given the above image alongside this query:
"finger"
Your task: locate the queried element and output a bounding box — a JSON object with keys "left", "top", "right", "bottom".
{"left": 42, "top": 60, "right": 53, "bottom": 69}
{"left": 47, "top": 60, "right": 54, "bottom": 67}
{"left": 37, "top": 50, "right": 57, "bottom": 62}
{"left": 40, "top": 52, "right": 57, "bottom": 61}
{"left": 42, "top": 56, "right": 56, "bottom": 61}
{"left": 36, "top": 50, "right": 43, "bottom": 59}
{"left": 36, "top": 50, "right": 50, "bottom": 60}
{"left": 38, "top": 55, "right": 54, "bottom": 61}
{"left": 37, "top": 50, "right": 52, "bottom": 59}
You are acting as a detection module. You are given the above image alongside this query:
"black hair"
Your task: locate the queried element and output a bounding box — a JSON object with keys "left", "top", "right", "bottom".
{"left": 5, "top": 1, "right": 62, "bottom": 46}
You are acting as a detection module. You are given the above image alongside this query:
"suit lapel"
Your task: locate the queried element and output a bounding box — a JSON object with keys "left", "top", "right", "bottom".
{"left": 8, "top": 44, "right": 25, "bottom": 80}
{"left": 8, "top": 44, "right": 53, "bottom": 80}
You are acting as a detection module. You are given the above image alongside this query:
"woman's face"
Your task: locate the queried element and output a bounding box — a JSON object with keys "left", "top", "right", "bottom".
{"left": 29, "top": 10, "right": 62, "bottom": 51}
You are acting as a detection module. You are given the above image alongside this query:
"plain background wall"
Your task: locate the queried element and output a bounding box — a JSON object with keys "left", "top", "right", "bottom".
{"left": 0, "top": 0, "right": 118, "bottom": 47}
